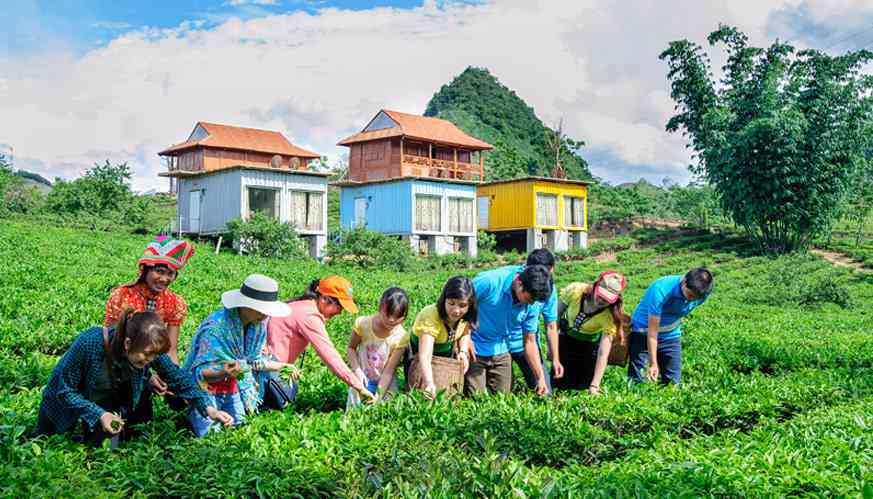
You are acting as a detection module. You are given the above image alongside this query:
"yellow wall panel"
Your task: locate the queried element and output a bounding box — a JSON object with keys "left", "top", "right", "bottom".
{"left": 477, "top": 181, "right": 533, "bottom": 230}
{"left": 478, "top": 179, "right": 588, "bottom": 232}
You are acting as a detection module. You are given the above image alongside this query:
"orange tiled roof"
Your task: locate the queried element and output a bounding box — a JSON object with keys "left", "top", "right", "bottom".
{"left": 337, "top": 109, "right": 493, "bottom": 150}
{"left": 158, "top": 122, "right": 321, "bottom": 158}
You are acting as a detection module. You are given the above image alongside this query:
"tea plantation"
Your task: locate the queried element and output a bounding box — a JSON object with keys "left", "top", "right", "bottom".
{"left": 2, "top": 219, "right": 872, "bottom": 497}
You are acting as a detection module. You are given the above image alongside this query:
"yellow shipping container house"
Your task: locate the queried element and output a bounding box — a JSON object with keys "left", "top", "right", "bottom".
{"left": 477, "top": 176, "right": 591, "bottom": 253}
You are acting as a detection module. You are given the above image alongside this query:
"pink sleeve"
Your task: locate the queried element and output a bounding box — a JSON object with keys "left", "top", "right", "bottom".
{"left": 301, "top": 316, "right": 366, "bottom": 392}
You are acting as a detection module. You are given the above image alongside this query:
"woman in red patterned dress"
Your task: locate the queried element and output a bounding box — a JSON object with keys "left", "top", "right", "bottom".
{"left": 104, "top": 235, "right": 195, "bottom": 403}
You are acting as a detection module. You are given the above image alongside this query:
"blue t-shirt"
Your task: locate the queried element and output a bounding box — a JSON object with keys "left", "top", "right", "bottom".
{"left": 472, "top": 266, "right": 543, "bottom": 357}
{"left": 630, "top": 275, "right": 707, "bottom": 341}
{"left": 504, "top": 265, "right": 558, "bottom": 353}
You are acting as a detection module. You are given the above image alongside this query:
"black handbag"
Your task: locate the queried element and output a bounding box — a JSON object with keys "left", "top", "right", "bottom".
{"left": 261, "top": 376, "right": 297, "bottom": 411}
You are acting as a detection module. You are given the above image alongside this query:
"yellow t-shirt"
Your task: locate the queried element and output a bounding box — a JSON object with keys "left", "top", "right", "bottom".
{"left": 352, "top": 315, "right": 409, "bottom": 382}
{"left": 559, "top": 282, "right": 620, "bottom": 342}
{"left": 411, "top": 304, "right": 470, "bottom": 354}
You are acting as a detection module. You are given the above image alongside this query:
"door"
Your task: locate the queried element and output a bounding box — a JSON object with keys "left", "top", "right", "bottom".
{"left": 189, "top": 190, "right": 201, "bottom": 234}
{"left": 354, "top": 197, "right": 367, "bottom": 227}
{"left": 478, "top": 196, "right": 489, "bottom": 229}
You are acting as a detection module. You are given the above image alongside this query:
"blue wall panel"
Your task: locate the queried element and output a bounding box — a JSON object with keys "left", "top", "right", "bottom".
{"left": 339, "top": 180, "right": 412, "bottom": 234}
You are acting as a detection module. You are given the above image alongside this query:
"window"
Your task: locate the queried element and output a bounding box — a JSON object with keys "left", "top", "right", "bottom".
{"left": 415, "top": 195, "right": 441, "bottom": 232}
{"left": 564, "top": 196, "right": 585, "bottom": 227}
{"left": 448, "top": 197, "right": 474, "bottom": 233}
{"left": 536, "top": 193, "right": 558, "bottom": 226}
{"left": 289, "top": 191, "right": 324, "bottom": 231}
{"left": 247, "top": 187, "right": 279, "bottom": 219}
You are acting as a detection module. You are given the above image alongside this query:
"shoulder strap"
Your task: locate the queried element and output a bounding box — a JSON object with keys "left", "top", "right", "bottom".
{"left": 572, "top": 296, "right": 609, "bottom": 330}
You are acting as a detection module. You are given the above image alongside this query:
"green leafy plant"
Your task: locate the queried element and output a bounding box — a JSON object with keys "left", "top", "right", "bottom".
{"left": 226, "top": 212, "right": 308, "bottom": 260}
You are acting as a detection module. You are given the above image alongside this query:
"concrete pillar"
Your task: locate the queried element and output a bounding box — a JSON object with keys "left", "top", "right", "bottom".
{"left": 433, "top": 235, "right": 454, "bottom": 256}
{"left": 553, "top": 230, "right": 569, "bottom": 252}
{"left": 309, "top": 234, "right": 327, "bottom": 259}
{"left": 526, "top": 228, "right": 543, "bottom": 253}
{"left": 465, "top": 235, "right": 478, "bottom": 258}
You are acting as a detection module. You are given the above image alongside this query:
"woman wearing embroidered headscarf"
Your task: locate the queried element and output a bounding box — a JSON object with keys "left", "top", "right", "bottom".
{"left": 182, "top": 274, "right": 293, "bottom": 437}
{"left": 104, "top": 235, "right": 195, "bottom": 410}
{"left": 553, "top": 270, "right": 627, "bottom": 395}
{"left": 105, "top": 235, "right": 195, "bottom": 364}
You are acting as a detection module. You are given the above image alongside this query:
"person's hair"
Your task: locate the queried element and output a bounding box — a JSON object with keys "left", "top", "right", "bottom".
{"left": 136, "top": 263, "right": 173, "bottom": 284}
{"left": 290, "top": 279, "right": 339, "bottom": 307}
{"left": 109, "top": 309, "right": 170, "bottom": 366}
{"left": 526, "top": 248, "right": 555, "bottom": 269}
{"left": 582, "top": 276, "right": 625, "bottom": 329}
{"left": 437, "top": 276, "right": 478, "bottom": 328}
{"left": 379, "top": 287, "right": 409, "bottom": 319}
{"left": 518, "top": 264, "right": 553, "bottom": 302}
{"left": 684, "top": 268, "right": 713, "bottom": 297}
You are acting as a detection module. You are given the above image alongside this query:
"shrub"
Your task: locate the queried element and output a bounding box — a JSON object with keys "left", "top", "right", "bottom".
{"left": 0, "top": 156, "right": 44, "bottom": 217}
{"left": 226, "top": 212, "right": 308, "bottom": 259}
{"left": 325, "top": 226, "right": 414, "bottom": 270}
{"left": 477, "top": 230, "right": 497, "bottom": 252}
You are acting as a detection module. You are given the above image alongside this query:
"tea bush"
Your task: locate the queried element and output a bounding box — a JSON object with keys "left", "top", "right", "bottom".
{"left": 1, "top": 219, "right": 871, "bottom": 496}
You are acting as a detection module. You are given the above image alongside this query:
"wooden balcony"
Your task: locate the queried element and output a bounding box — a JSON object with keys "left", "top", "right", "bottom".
{"left": 401, "top": 154, "right": 484, "bottom": 181}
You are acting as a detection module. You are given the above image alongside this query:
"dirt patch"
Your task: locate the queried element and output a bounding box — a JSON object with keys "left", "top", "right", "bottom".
{"left": 810, "top": 249, "right": 871, "bottom": 273}
{"left": 594, "top": 251, "right": 617, "bottom": 263}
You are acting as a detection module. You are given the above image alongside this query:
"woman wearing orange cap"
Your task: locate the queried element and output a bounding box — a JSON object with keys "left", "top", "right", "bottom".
{"left": 553, "top": 270, "right": 627, "bottom": 395}
{"left": 262, "top": 276, "right": 376, "bottom": 409}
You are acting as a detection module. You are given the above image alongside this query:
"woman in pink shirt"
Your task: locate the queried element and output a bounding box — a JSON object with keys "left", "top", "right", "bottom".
{"left": 262, "top": 276, "right": 376, "bottom": 409}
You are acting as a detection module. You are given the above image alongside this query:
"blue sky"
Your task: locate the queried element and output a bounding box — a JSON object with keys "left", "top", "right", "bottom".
{"left": 2, "top": 0, "right": 871, "bottom": 191}
{"left": 3, "top": 0, "right": 433, "bottom": 56}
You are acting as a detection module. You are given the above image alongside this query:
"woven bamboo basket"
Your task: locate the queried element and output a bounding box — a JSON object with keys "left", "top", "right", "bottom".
{"left": 607, "top": 313, "right": 632, "bottom": 367}
{"left": 407, "top": 355, "right": 464, "bottom": 397}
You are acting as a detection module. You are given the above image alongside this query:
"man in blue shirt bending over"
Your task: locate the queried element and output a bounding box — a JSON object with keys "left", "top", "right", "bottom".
{"left": 628, "top": 267, "right": 713, "bottom": 385}
{"left": 506, "top": 249, "right": 564, "bottom": 394}
{"left": 467, "top": 264, "right": 552, "bottom": 396}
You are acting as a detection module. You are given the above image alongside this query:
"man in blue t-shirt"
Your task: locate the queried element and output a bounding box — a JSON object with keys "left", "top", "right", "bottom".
{"left": 467, "top": 264, "right": 552, "bottom": 396}
{"left": 506, "top": 249, "right": 564, "bottom": 394}
{"left": 628, "top": 267, "right": 713, "bottom": 385}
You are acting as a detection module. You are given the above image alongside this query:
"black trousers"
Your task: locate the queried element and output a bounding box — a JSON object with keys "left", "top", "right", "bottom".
{"left": 551, "top": 334, "right": 598, "bottom": 391}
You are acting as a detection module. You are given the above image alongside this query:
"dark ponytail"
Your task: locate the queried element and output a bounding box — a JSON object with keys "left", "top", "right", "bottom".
{"left": 289, "top": 279, "right": 321, "bottom": 303}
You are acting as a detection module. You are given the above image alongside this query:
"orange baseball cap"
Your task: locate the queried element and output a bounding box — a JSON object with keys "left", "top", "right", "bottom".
{"left": 317, "top": 275, "right": 358, "bottom": 314}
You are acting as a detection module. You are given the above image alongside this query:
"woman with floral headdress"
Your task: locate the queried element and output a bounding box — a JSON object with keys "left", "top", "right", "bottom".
{"left": 104, "top": 235, "right": 195, "bottom": 402}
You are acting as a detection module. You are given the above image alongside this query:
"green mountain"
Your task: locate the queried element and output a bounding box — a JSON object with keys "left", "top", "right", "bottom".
{"left": 424, "top": 67, "right": 591, "bottom": 181}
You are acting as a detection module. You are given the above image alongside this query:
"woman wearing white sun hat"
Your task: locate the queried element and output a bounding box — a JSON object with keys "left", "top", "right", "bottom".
{"left": 183, "top": 274, "right": 294, "bottom": 437}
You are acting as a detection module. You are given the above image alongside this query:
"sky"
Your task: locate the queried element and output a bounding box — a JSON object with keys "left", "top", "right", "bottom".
{"left": 3, "top": 0, "right": 873, "bottom": 191}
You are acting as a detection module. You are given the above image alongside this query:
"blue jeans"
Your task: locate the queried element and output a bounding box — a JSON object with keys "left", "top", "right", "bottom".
{"left": 510, "top": 348, "right": 552, "bottom": 394}
{"left": 627, "top": 333, "right": 682, "bottom": 385}
{"left": 189, "top": 392, "right": 246, "bottom": 438}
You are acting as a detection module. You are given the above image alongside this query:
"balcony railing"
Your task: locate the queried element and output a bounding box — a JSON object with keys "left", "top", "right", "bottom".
{"left": 402, "top": 155, "right": 483, "bottom": 181}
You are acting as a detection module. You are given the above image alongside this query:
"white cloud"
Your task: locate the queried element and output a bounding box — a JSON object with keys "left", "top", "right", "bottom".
{"left": 1, "top": 0, "right": 856, "bottom": 191}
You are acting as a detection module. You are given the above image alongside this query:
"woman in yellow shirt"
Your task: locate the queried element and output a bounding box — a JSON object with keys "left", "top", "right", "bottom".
{"left": 554, "top": 271, "right": 627, "bottom": 395}
{"left": 409, "top": 276, "right": 477, "bottom": 399}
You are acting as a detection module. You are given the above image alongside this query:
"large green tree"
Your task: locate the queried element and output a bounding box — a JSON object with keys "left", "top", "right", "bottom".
{"left": 661, "top": 25, "right": 873, "bottom": 252}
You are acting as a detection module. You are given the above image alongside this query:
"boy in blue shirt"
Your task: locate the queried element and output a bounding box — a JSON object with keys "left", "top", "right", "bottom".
{"left": 466, "top": 264, "right": 552, "bottom": 396}
{"left": 628, "top": 267, "right": 713, "bottom": 385}
{"left": 506, "top": 249, "right": 563, "bottom": 394}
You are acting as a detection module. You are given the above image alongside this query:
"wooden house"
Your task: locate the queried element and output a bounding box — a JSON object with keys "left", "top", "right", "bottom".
{"left": 335, "top": 177, "right": 478, "bottom": 257}
{"left": 337, "top": 109, "right": 493, "bottom": 182}
{"left": 159, "top": 123, "right": 329, "bottom": 258}
{"left": 477, "top": 177, "right": 591, "bottom": 253}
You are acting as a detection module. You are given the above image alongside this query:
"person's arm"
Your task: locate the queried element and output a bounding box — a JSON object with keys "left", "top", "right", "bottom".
{"left": 457, "top": 335, "right": 473, "bottom": 374}
{"left": 589, "top": 333, "right": 612, "bottom": 395}
{"left": 647, "top": 314, "right": 660, "bottom": 382}
{"left": 346, "top": 330, "right": 366, "bottom": 383}
{"left": 301, "top": 317, "right": 371, "bottom": 398}
{"left": 52, "top": 336, "right": 109, "bottom": 430}
{"left": 522, "top": 333, "right": 547, "bottom": 396}
{"left": 376, "top": 347, "right": 404, "bottom": 396}
{"left": 545, "top": 321, "right": 561, "bottom": 378}
{"left": 417, "top": 334, "right": 438, "bottom": 400}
